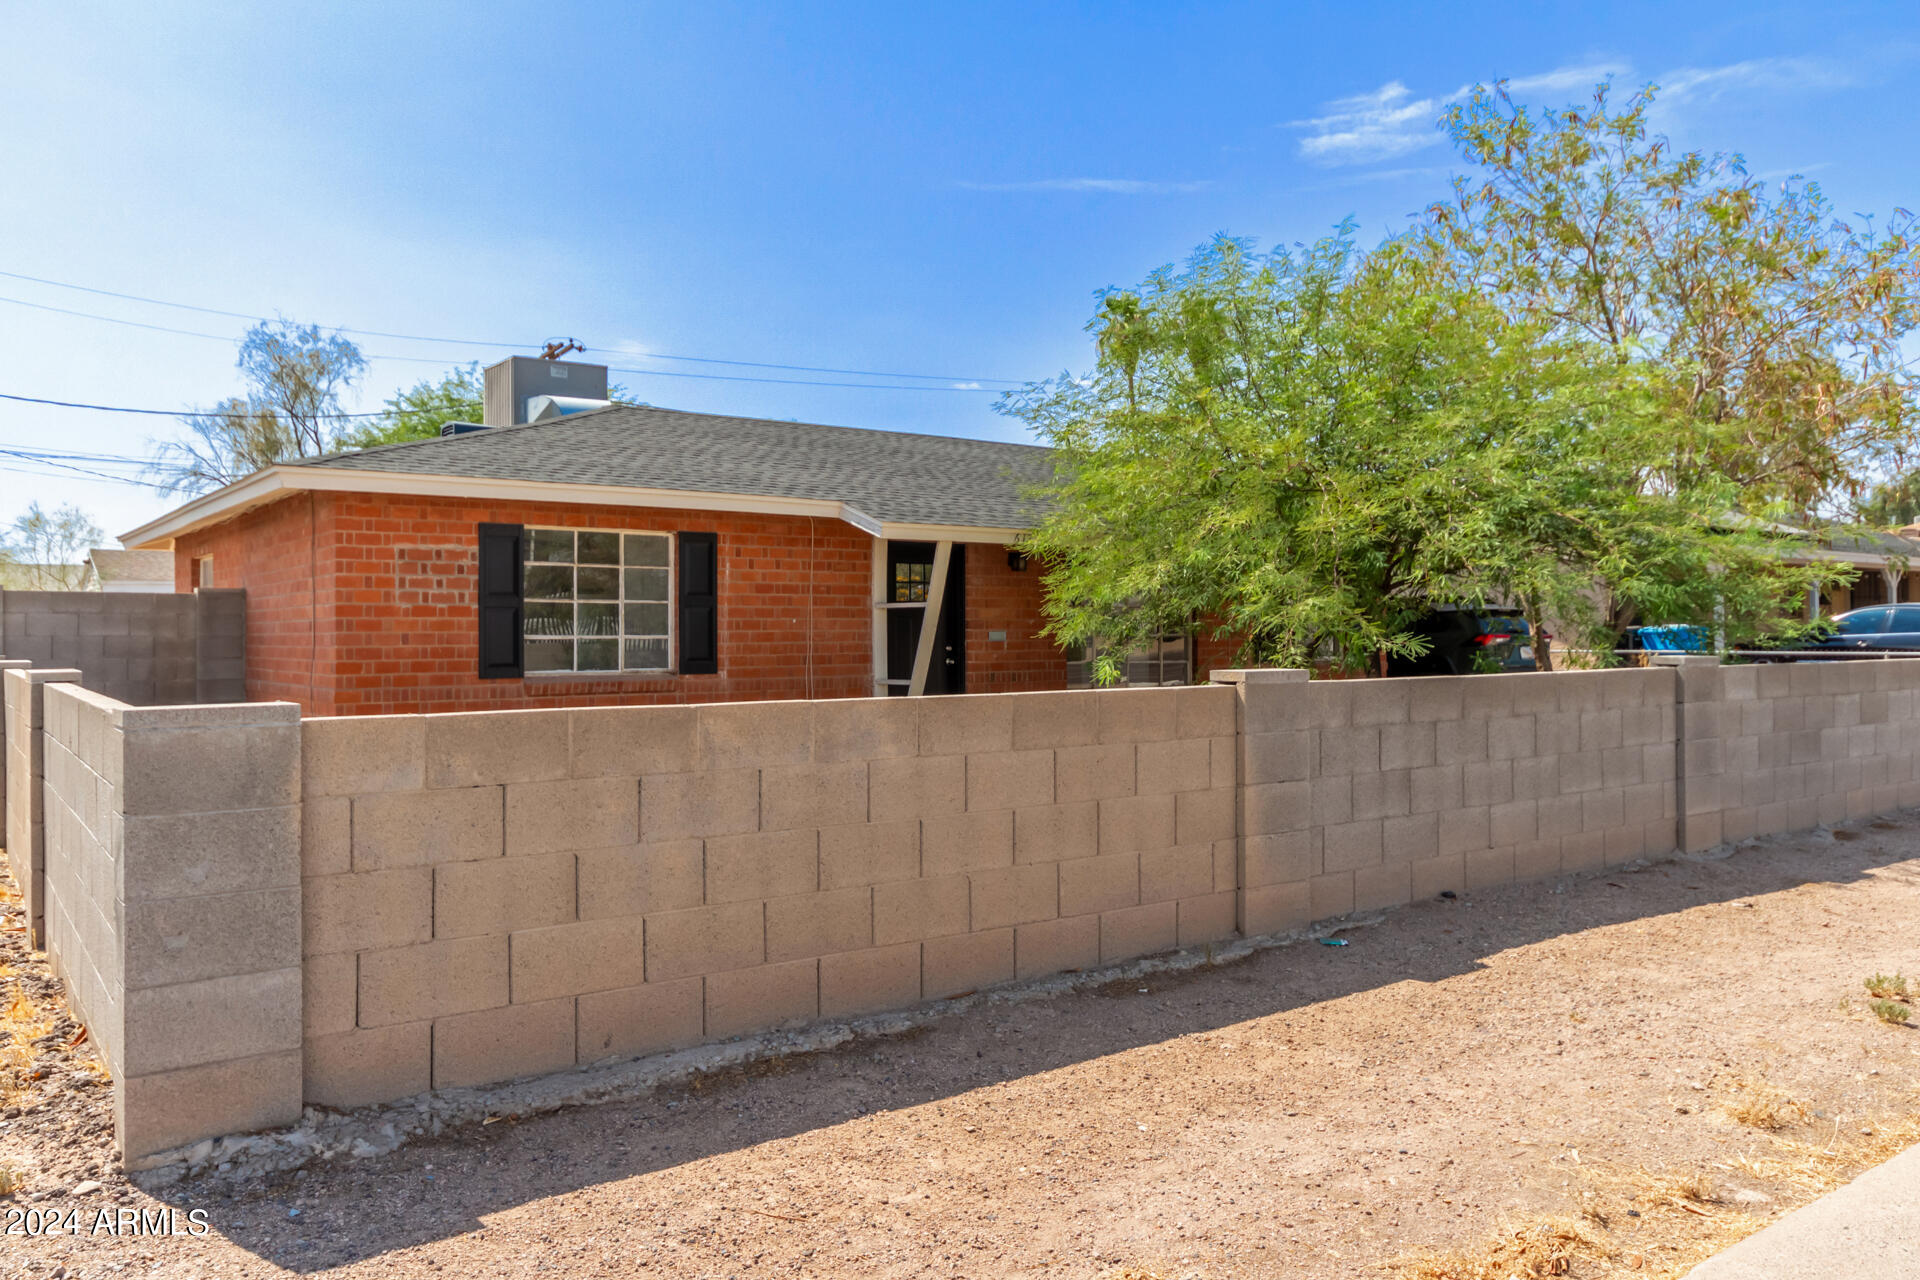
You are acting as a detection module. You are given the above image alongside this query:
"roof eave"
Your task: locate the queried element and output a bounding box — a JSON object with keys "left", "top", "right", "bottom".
{"left": 119, "top": 467, "right": 1032, "bottom": 549}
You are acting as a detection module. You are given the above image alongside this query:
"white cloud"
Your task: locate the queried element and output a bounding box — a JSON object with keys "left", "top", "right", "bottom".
{"left": 955, "top": 178, "right": 1213, "bottom": 194}
{"left": 1289, "top": 54, "right": 1846, "bottom": 168}
{"left": 1655, "top": 56, "right": 1851, "bottom": 104}
{"left": 1287, "top": 80, "right": 1450, "bottom": 166}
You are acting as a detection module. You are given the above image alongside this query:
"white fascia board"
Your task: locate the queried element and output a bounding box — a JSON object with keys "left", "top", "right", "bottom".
{"left": 877, "top": 521, "right": 1029, "bottom": 543}
{"left": 122, "top": 465, "right": 1039, "bottom": 550}
{"left": 123, "top": 466, "right": 889, "bottom": 548}
{"left": 119, "top": 469, "right": 294, "bottom": 549}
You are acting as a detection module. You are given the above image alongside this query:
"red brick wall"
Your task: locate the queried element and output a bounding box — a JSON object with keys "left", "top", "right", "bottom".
{"left": 964, "top": 544, "right": 1067, "bottom": 693}
{"left": 176, "top": 493, "right": 885, "bottom": 715}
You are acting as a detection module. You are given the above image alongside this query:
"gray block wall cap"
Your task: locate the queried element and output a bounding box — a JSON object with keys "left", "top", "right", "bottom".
{"left": 21, "top": 669, "right": 84, "bottom": 684}
{"left": 1209, "top": 668, "right": 1311, "bottom": 685}
{"left": 1647, "top": 654, "right": 1722, "bottom": 668}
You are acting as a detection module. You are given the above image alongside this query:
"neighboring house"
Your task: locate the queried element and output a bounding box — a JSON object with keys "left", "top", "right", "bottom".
{"left": 86, "top": 548, "right": 175, "bottom": 593}
{"left": 0, "top": 560, "right": 95, "bottom": 591}
{"left": 119, "top": 356, "right": 1111, "bottom": 716}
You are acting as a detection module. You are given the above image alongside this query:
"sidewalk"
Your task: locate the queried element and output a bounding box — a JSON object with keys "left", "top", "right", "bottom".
{"left": 1686, "top": 1143, "right": 1920, "bottom": 1279}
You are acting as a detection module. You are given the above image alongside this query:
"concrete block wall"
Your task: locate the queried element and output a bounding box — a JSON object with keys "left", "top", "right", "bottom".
{"left": 4, "top": 666, "right": 80, "bottom": 946}
{"left": 0, "top": 587, "right": 245, "bottom": 709}
{"left": 22, "top": 657, "right": 1920, "bottom": 1166}
{"left": 0, "top": 659, "right": 33, "bottom": 850}
{"left": 296, "top": 686, "right": 1240, "bottom": 1109}
{"left": 37, "top": 683, "right": 304, "bottom": 1166}
{"left": 1672, "top": 657, "right": 1920, "bottom": 850}
{"left": 193, "top": 588, "right": 247, "bottom": 704}
{"left": 1227, "top": 666, "right": 1679, "bottom": 936}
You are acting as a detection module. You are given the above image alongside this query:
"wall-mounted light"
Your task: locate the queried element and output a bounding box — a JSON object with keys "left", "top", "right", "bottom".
{"left": 1007, "top": 551, "right": 1029, "bottom": 571}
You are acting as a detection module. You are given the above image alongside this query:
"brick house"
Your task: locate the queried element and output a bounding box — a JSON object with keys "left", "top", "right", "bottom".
{"left": 122, "top": 357, "right": 1203, "bottom": 716}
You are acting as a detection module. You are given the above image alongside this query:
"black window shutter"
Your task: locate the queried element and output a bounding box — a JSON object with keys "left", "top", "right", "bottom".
{"left": 476, "top": 522, "right": 524, "bottom": 679}
{"left": 678, "top": 531, "right": 719, "bottom": 675}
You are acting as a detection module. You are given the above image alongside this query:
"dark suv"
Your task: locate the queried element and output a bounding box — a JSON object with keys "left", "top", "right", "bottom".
{"left": 1812, "top": 606, "right": 1920, "bottom": 652}
{"left": 1385, "top": 607, "right": 1539, "bottom": 676}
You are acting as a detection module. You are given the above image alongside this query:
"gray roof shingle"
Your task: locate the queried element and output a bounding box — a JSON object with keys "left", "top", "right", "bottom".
{"left": 290, "top": 404, "right": 1056, "bottom": 531}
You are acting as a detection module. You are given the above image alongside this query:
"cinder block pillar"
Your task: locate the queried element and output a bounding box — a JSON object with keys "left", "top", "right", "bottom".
{"left": 1210, "top": 669, "right": 1313, "bottom": 936}
{"left": 1652, "top": 655, "right": 1724, "bottom": 852}
{"left": 114, "top": 698, "right": 304, "bottom": 1164}
{"left": 192, "top": 588, "right": 248, "bottom": 704}
{"left": 0, "top": 657, "right": 34, "bottom": 842}
{"left": 3, "top": 666, "right": 81, "bottom": 947}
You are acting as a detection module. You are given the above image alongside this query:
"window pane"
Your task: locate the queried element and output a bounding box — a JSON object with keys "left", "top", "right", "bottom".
{"left": 624, "top": 534, "right": 670, "bottom": 567}
{"left": 624, "top": 637, "right": 670, "bottom": 670}
{"left": 578, "top": 603, "right": 619, "bottom": 636}
{"left": 525, "top": 638, "right": 573, "bottom": 672}
{"left": 525, "top": 564, "right": 574, "bottom": 600}
{"left": 577, "top": 566, "right": 620, "bottom": 600}
{"left": 625, "top": 567, "right": 669, "bottom": 601}
{"left": 577, "top": 638, "right": 619, "bottom": 671}
{"left": 529, "top": 529, "right": 573, "bottom": 562}
{"left": 578, "top": 531, "right": 620, "bottom": 565}
{"left": 525, "top": 602, "right": 572, "bottom": 638}
{"left": 624, "top": 602, "right": 670, "bottom": 635}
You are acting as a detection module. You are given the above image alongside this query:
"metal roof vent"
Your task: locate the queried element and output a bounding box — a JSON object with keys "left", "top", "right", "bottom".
{"left": 525, "top": 394, "right": 613, "bottom": 423}
{"left": 439, "top": 421, "right": 487, "bottom": 437}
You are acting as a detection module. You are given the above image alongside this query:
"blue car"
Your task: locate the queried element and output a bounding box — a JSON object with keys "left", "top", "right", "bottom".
{"left": 1812, "top": 606, "right": 1920, "bottom": 652}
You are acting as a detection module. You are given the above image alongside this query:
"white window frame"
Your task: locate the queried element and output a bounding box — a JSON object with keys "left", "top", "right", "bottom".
{"left": 522, "top": 525, "right": 675, "bottom": 675}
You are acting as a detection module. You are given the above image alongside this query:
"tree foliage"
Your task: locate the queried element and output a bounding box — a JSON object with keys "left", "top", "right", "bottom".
{"left": 340, "top": 364, "right": 486, "bottom": 450}
{"left": 150, "top": 320, "right": 368, "bottom": 494}
{"left": 0, "top": 502, "right": 105, "bottom": 590}
{"left": 1428, "top": 82, "right": 1920, "bottom": 515}
{"left": 1009, "top": 226, "right": 1830, "bottom": 675}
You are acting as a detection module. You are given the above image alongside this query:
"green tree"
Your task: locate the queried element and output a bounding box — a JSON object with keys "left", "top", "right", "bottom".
{"left": 1, "top": 502, "right": 105, "bottom": 590}
{"left": 150, "top": 319, "right": 368, "bottom": 493}
{"left": 340, "top": 364, "right": 638, "bottom": 449}
{"left": 1858, "top": 472, "right": 1920, "bottom": 528}
{"left": 1008, "top": 229, "right": 1828, "bottom": 677}
{"left": 340, "top": 364, "right": 485, "bottom": 449}
{"left": 1427, "top": 81, "right": 1920, "bottom": 518}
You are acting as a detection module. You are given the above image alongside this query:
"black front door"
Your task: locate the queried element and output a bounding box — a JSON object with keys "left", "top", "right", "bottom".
{"left": 884, "top": 541, "right": 965, "bottom": 695}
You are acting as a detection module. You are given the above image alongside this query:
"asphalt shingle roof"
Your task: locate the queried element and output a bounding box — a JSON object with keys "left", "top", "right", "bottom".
{"left": 290, "top": 404, "right": 1056, "bottom": 531}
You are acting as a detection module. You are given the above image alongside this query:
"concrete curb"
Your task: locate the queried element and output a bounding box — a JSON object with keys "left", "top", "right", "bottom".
{"left": 1685, "top": 1142, "right": 1920, "bottom": 1278}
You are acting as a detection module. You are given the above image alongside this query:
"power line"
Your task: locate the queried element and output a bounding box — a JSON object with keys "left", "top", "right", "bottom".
{"left": 0, "top": 294, "right": 1006, "bottom": 391}
{"left": 0, "top": 447, "right": 156, "bottom": 486}
{"left": 0, "top": 267, "right": 1027, "bottom": 386}
{"left": 0, "top": 392, "right": 384, "bottom": 419}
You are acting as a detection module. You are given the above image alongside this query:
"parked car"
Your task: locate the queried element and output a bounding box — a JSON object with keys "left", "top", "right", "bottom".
{"left": 1809, "top": 605, "right": 1920, "bottom": 652}
{"left": 1385, "top": 606, "right": 1540, "bottom": 676}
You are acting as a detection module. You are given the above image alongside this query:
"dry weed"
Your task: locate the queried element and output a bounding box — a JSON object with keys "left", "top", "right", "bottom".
{"left": 0, "top": 1167, "right": 19, "bottom": 1198}
{"left": 1720, "top": 1077, "right": 1806, "bottom": 1131}
{"left": 1734, "top": 1114, "right": 1920, "bottom": 1196}
{"left": 1583, "top": 1164, "right": 1721, "bottom": 1216}
{"left": 1393, "top": 1215, "right": 1609, "bottom": 1279}
{"left": 1, "top": 986, "right": 55, "bottom": 1107}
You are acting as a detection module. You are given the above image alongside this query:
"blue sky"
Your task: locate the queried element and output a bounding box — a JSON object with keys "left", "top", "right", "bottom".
{"left": 2, "top": 1, "right": 1916, "bottom": 538}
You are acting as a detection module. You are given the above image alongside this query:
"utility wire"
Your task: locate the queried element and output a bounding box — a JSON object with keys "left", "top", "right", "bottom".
{"left": 0, "top": 446, "right": 156, "bottom": 486}
{"left": 0, "top": 295, "right": 1004, "bottom": 391}
{"left": 0, "top": 391, "right": 384, "bottom": 419}
{"left": 0, "top": 267, "right": 1027, "bottom": 385}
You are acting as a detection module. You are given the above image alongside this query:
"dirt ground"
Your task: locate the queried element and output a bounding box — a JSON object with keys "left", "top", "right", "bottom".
{"left": 5, "top": 817, "right": 1920, "bottom": 1280}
